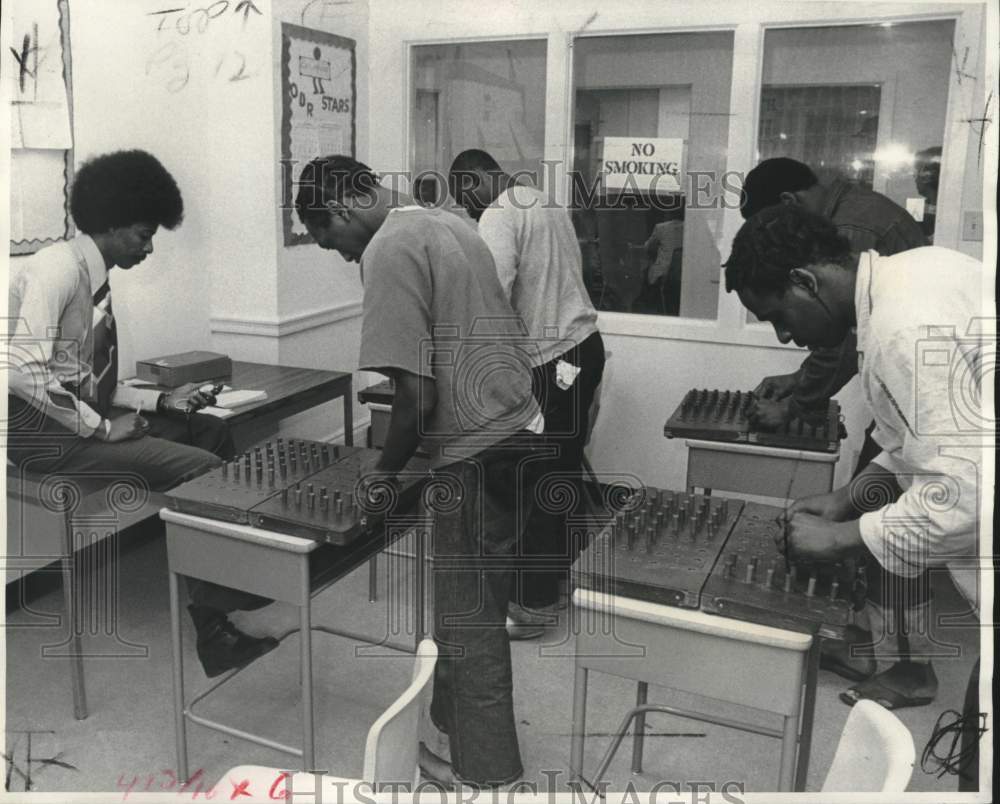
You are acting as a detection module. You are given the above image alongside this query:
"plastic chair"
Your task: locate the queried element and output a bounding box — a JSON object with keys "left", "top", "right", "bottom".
{"left": 224, "top": 639, "right": 438, "bottom": 797}
{"left": 821, "top": 699, "right": 915, "bottom": 791}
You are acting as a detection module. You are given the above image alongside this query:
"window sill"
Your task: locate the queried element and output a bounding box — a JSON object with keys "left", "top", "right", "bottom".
{"left": 596, "top": 310, "right": 803, "bottom": 351}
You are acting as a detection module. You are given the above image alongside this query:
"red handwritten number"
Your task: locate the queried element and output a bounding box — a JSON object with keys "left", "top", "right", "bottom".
{"left": 116, "top": 774, "right": 139, "bottom": 800}
{"left": 160, "top": 769, "right": 178, "bottom": 790}
{"left": 179, "top": 768, "right": 208, "bottom": 793}
{"left": 269, "top": 772, "right": 291, "bottom": 800}
{"left": 192, "top": 779, "right": 220, "bottom": 800}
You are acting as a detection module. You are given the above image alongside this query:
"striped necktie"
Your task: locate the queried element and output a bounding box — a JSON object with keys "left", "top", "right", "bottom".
{"left": 91, "top": 280, "right": 118, "bottom": 415}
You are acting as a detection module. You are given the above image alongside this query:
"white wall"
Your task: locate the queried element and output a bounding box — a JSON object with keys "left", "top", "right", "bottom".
{"left": 269, "top": 0, "right": 371, "bottom": 441}
{"left": 10, "top": 0, "right": 277, "bottom": 372}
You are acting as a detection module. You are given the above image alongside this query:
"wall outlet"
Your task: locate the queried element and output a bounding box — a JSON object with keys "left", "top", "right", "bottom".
{"left": 962, "top": 210, "right": 983, "bottom": 241}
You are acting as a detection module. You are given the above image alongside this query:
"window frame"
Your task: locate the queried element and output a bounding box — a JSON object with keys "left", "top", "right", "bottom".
{"left": 402, "top": 3, "right": 982, "bottom": 348}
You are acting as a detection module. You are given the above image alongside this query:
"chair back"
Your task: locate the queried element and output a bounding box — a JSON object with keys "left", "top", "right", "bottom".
{"left": 361, "top": 639, "right": 438, "bottom": 787}
{"left": 822, "top": 699, "right": 915, "bottom": 791}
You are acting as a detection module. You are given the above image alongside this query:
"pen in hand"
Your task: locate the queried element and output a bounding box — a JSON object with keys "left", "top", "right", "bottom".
{"left": 135, "top": 401, "right": 150, "bottom": 434}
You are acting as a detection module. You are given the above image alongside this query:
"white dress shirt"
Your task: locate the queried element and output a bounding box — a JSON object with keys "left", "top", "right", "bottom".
{"left": 6, "top": 235, "right": 160, "bottom": 437}
{"left": 854, "top": 246, "right": 988, "bottom": 612}
{"left": 477, "top": 185, "right": 598, "bottom": 367}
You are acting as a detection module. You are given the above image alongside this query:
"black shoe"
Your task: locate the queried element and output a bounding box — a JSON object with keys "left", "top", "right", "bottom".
{"left": 188, "top": 605, "right": 279, "bottom": 678}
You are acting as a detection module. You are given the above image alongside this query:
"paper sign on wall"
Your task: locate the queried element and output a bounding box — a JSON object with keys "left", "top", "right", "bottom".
{"left": 280, "top": 23, "right": 356, "bottom": 245}
{"left": 8, "top": 0, "right": 72, "bottom": 149}
{"left": 602, "top": 137, "right": 685, "bottom": 193}
{"left": 9, "top": 0, "right": 74, "bottom": 256}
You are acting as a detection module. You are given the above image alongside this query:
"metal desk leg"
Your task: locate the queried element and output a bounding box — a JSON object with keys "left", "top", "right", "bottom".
{"left": 61, "top": 513, "right": 87, "bottom": 720}
{"left": 778, "top": 714, "right": 799, "bottom": 791}
{"left": 630, "top": 681, "right": 648, "bottom": 773}
{"left": 570, "top": 664, "right": 589, "bottom": 782}
{"left": 369, "top": 557, "right": 378, "bottom": 602}
{"left": 168, "top": 570, "right": 189, "bottom": 782}
{"left": 300, "top": 560, "right": 315, "bottom": 770}
{"left": 415, "top": 527, "right": 426, "bottom": 645}
{"left": 342, "top": 382, "right": 354, "bottom": 447}
{"left": 795, "top": 640, "right": 820, "bottom": 791}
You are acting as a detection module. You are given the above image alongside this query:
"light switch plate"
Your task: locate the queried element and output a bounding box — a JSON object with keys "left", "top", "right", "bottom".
{"left": 962, "top": 210, "right": 983, "bottom": 241}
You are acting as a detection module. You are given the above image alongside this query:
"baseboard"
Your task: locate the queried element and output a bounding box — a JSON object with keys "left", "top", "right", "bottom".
{"left": 277, "top": 415, "right": 371, "bottom": 447}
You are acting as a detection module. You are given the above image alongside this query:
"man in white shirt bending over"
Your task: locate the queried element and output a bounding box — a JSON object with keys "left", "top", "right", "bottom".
{"left": 725, "top": 202, "right": 987, "bottom": 789}
{"left": 449, "top": 150, "right": 605, "bottom": 630}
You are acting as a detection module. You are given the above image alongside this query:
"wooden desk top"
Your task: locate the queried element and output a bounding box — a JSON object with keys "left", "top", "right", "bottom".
{"left": 223, "top": 361, "right": 352, "bottom": 425}
{"left": 120, "top": 361, "right": 352, "bottom": 427}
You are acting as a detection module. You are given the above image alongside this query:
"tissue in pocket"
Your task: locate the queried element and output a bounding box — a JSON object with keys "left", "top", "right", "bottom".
{"left": 555, "top": 360, "right": 581, "bottom": 390}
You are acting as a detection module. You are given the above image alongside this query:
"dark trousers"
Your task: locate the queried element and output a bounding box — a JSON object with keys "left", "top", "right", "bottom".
{"left": 958, "top": 658, "right": 981, "bottom": 791}
{"left": 514, "top": 331, "right": 605, "bottom": 608}
{"left": 853, "top": 420, "right": 884, "bottom": 478}
{"left": 7, "top": 399, "right": 233, "bottom": 487}
{"left": 7, "top": 402, "right": 263, "bottom": 614}
{"left": 429, "top": 436, "right": 542, "bottom": 785}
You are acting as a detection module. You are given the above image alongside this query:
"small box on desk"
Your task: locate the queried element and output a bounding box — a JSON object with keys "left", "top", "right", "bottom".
{"left": 136, "top": 351, "right": 232, "bottom": 387}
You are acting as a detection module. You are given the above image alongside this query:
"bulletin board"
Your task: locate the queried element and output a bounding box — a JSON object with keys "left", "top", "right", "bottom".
{"left": 8, "top": 0, "right": 74, "bottom": 256}
{"left": 280, "top": 23, "right": 356, "bottom": 246}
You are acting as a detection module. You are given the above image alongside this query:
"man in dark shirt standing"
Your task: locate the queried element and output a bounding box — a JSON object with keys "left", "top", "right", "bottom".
{"left": 739, "top": 157, "right": 927, "bottom": 432}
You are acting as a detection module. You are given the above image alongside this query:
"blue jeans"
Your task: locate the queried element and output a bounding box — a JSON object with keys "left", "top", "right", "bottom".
{"left": 429, "top": 435, "right": 541, "bottom": 786}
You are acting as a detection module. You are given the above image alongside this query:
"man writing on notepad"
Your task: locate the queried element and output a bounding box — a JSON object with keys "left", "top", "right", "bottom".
{"left": 6, "top": 149, "right": 278, "bottom": 677}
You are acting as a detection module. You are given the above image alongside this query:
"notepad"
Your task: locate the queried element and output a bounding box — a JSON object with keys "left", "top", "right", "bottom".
{"left": 213, "top": 389, "right": 268, "bottom": 409}
{"left": 199, "top": 406, "right": 236, "bottom": 419}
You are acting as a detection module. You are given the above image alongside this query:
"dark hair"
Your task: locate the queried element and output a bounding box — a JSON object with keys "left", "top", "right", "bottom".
{"left": 447, "top": 149, "right": 502, "bottom": 203}
{"left": 740, "top": 157, "right": 819, "bottom": 220}
{"left": 915, "top": 146, "right": 942, "bottom": 165}
{"left": 295, "top": 155, "right": 379, "bottom": 226}
{"left": 70, "top": 150, "right": 183, "bottom": 234}
{"left": 724, "top": 204, "right": 852, "bottom": 295}
{"left": 449, "top": 149, "right": 501, "bottom": 175}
